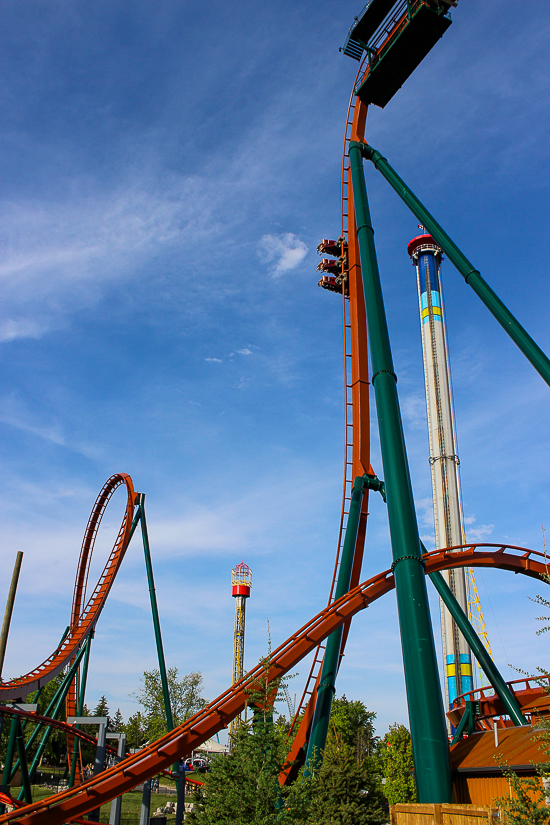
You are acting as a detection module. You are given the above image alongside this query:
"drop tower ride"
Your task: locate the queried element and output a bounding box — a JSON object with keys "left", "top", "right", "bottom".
{"left": 230, "top": 561, "right": 252, "bottom": 738}
{"left": 408, "top": 233, "right": 473, "bottom": 712}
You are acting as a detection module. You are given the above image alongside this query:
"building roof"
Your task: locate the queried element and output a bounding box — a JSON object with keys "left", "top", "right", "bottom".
{"left": 450, "top": 725, "right": 549, "bottom": 774}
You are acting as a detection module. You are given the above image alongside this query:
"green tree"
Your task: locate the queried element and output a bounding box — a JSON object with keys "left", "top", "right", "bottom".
{"left": 111, "top": 708, "right": 124, "bottom": 733}
{"left": 124, "top": 712, "right": 148, "bottom": 750}
{"left": 494, "top": 573, "right": 550, "bottom": 822}
{"left": 187, "top": 656, "right": 385, "bottom": 825}
{"left": 303, "top": 737, "right": 386, "bottom": 825}
{"left": 378, "top": 723, "right": 417, "bottom": 804}
{"left": 93, "top": 696, "right": 110, "bottom": 721}
{"left": 495, "top": 766, "right": 550, "bottom": 824}
{"left": 328, "top": 695, "right": 378, "bottom": 760}
{"left": 131, "top": 668, "right": 206, "bottom": 741}
{"left": 187, "top": 657, "right": 288, "bottom": 825}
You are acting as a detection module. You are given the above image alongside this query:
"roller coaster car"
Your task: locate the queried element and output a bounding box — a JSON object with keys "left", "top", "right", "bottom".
{"left": 343, "top": 0, "right": 455, "bottom": 108}
{"left": 317, "top": 258, "right": 341, "bottom": 276}
{"left": 318, "top": 274, "right": 343, "bottom": 293}
{"left": 317, "top": 239, "right": 344, "bottom": 257}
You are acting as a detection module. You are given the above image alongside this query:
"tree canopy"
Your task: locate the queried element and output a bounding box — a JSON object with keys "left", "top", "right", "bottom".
{"left": 378, "top": 723, "right": 417, "bottom": 805}
{"left": 187, "top": 676, "right": 386, "bottom": 825}
{"left": 131, "top": 667, "right": 206, "bottom": 742}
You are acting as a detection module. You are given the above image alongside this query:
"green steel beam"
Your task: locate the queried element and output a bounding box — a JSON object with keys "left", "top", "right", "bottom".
{"left": 349, "top": 143, "right": 451, "bottom": 803}
{"left": 303, "top": 476, "right": 366, "bottom": 776}
{"left": 68, "top": 632, "right": 94, "bottom": 788}
{"left": 15, "top": 719, "right": 32, "bottom": 804}
{"left": 10, "top": 628, "right": 73, "bottom": 780}
{"left": 1, "top": 717, "right": 18, "bottom": 799}
{"left": 450, "top": 701, "right": 473, "bottom": 745}
{"left": 18, "top": 642, "right": 88, "bottom": 794}
{"left": 354, "top": 141, "right": 550, "bottom": 387}
{"left": 138, "top": 495, "right": 174, "bottom": 734}
{"left": 428, "top": 568, "right": 526, "bottom": 726}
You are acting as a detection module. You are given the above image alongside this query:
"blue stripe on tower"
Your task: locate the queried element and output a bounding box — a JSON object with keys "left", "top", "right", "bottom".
{"left": 446, "top": 653, "right": 457, "bottom": 706}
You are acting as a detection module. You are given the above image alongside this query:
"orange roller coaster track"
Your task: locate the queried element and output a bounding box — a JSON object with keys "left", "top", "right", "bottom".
{"left": 0, "top": 474, "right": 136, "bottom": 703}
{"left": 0, "top": 542, "right": 546, "bottom": 825}
{"left": 283, "top": 56, "right": 372, "bottom": 779}
{"left": 0, "top": 707, "right": 117, "bottom": 755}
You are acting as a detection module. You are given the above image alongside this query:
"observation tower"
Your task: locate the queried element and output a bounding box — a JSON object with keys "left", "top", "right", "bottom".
{"left": 408, "top": 233, "right": 473, "bottom": 713}
{"left": 230, "top": 561, "right": 252, "bottom": 737}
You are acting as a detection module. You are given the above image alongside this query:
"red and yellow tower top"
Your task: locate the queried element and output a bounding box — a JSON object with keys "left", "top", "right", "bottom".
{"left": 231, "top": 561, "right": 252, "bottom": 598}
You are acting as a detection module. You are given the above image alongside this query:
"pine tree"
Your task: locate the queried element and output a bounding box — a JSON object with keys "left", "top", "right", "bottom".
{"left": 187, "top": 655, "right": 293, "bottom": 824}
{"left": 302, "top": 737, "right": 386, "bottom": 825}
{"left": 186, "top": 659, "right": 386, "bottom": 824}
{"left": 111, "top": 709, "right": 124, "bottom": 733}
{"left": 124, "top": 712, "right": 148, "bottom": 750}
{"left": 93, "top": 695, "right": 110, "bottom": 720}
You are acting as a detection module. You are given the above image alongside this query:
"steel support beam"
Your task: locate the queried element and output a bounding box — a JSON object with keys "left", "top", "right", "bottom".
{"left": 15, "top": 720, "right": 32, "bottom": 804}
{"left": 10, "top": 629, "right": 69, "bottom": 778}
{"left": 107, "top": 733, "right": 127, "bottom": 825}
{"left": 68, "top": 631, "right": 93, "bottom": 788}
{"left": 354, "top": 141, "right": 550, "bottom": 387}
{"left": 175, "top": 768, "right": 185, "bottom": 825}
{"left": 428, "top": 568, "right": 526, "bottom": 726}
{"left": 18, "top": 644, "right": 88, "bottom": 794}
{"left": 304, "top": 476, "right": 366, "bottom": 775}
{"left": 349, "top": 142, "right": 451, "bottom": 803}
{"left": 139, "top": 778, "right": 151, "bottom": 825}
{"left": 138, "top": 494, "right": 174, "bottom": 734}
{"left": 67, "top": 717, "right": 108, "bottom": 823}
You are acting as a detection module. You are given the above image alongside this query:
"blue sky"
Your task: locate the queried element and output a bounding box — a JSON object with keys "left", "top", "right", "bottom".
{"left": 1, "top": 0, "right": 549, "bottom": 741}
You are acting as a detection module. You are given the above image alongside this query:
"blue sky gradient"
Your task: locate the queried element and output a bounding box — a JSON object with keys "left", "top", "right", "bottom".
{"left": 1, "top": 0, "right": 549, "bottom": 739}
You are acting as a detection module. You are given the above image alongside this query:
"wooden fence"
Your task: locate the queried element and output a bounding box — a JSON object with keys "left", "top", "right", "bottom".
{"left": 389, "top": 803, "right": 500, "bottom": 824}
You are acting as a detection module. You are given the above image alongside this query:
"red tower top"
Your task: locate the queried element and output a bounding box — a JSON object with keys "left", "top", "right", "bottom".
{"left": 407, "top": 233, "right": 442, "bottom": 262}
{"left": 231, "top": 561, "right": 252, "bottom": 598}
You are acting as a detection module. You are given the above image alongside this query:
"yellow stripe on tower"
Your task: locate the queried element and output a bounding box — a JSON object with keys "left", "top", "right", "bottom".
{"left": 421, "top": 306, "right": 442, "bottom": 320}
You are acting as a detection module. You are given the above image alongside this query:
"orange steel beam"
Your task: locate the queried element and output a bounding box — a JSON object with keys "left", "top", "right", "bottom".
{"left": 0, "top": 474, "right": 136, "bottom": 703}
{"left": 2, "top": 543, "right": 545, "bottom": 825}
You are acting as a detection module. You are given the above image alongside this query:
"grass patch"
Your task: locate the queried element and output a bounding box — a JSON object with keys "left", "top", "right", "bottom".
{"left": 8, "top": 784, "right": 196, "bottom": 824}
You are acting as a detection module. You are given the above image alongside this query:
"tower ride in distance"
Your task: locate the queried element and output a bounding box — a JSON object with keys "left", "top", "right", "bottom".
{"left": 408, "top": 233, "right": 473, "bottom": 713}
{"left": 230, "top": 561, "right": 252, "bottom": 738}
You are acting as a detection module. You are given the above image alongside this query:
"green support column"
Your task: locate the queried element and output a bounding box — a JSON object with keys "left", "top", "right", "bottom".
{"left": 359, "top": 143, "right": 550, "bottom": 387}
{"left": 304, "top": 476, "right": 366, "bottom": 776}
{"left": 2, "top": 717, "right": 18, "bottom": 791}
{"left": 11, "top": 632, "right": 83, "bottom": 782}
{"left": 349, "top": 142, "right": 451, "bottom": 803}
{"left": 69, "top": 631, "right": 94, "bottom": 788}
{"left": 19, "top": 642, "right": 88, "bottom": 794}
{"left": 428, "top": 568, "right": 526, "bottom": 726}
{"left": 15, "top": 719, "right": 32, "bottom": 803}
{"left": 138, "top": 494, "right": 174, "bottom": 733}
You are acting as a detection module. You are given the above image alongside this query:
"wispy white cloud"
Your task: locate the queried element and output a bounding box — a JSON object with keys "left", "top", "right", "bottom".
{"left": 0, "top": 395, "right": 104, "bottom": 460}
{"left": 236, "top": 348, "right": 252, "bottom": 355}
{"left": 204, "top": 357, "right": 222, "bottom": 363}
{"left": 464, "top": 515, "right": 494, "bottom": 542}
{"left": 258, "top": 232, "right": 308, "bottom": 277}
{"left": 0, "top": 318, "right": 49, "bottom": 343}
